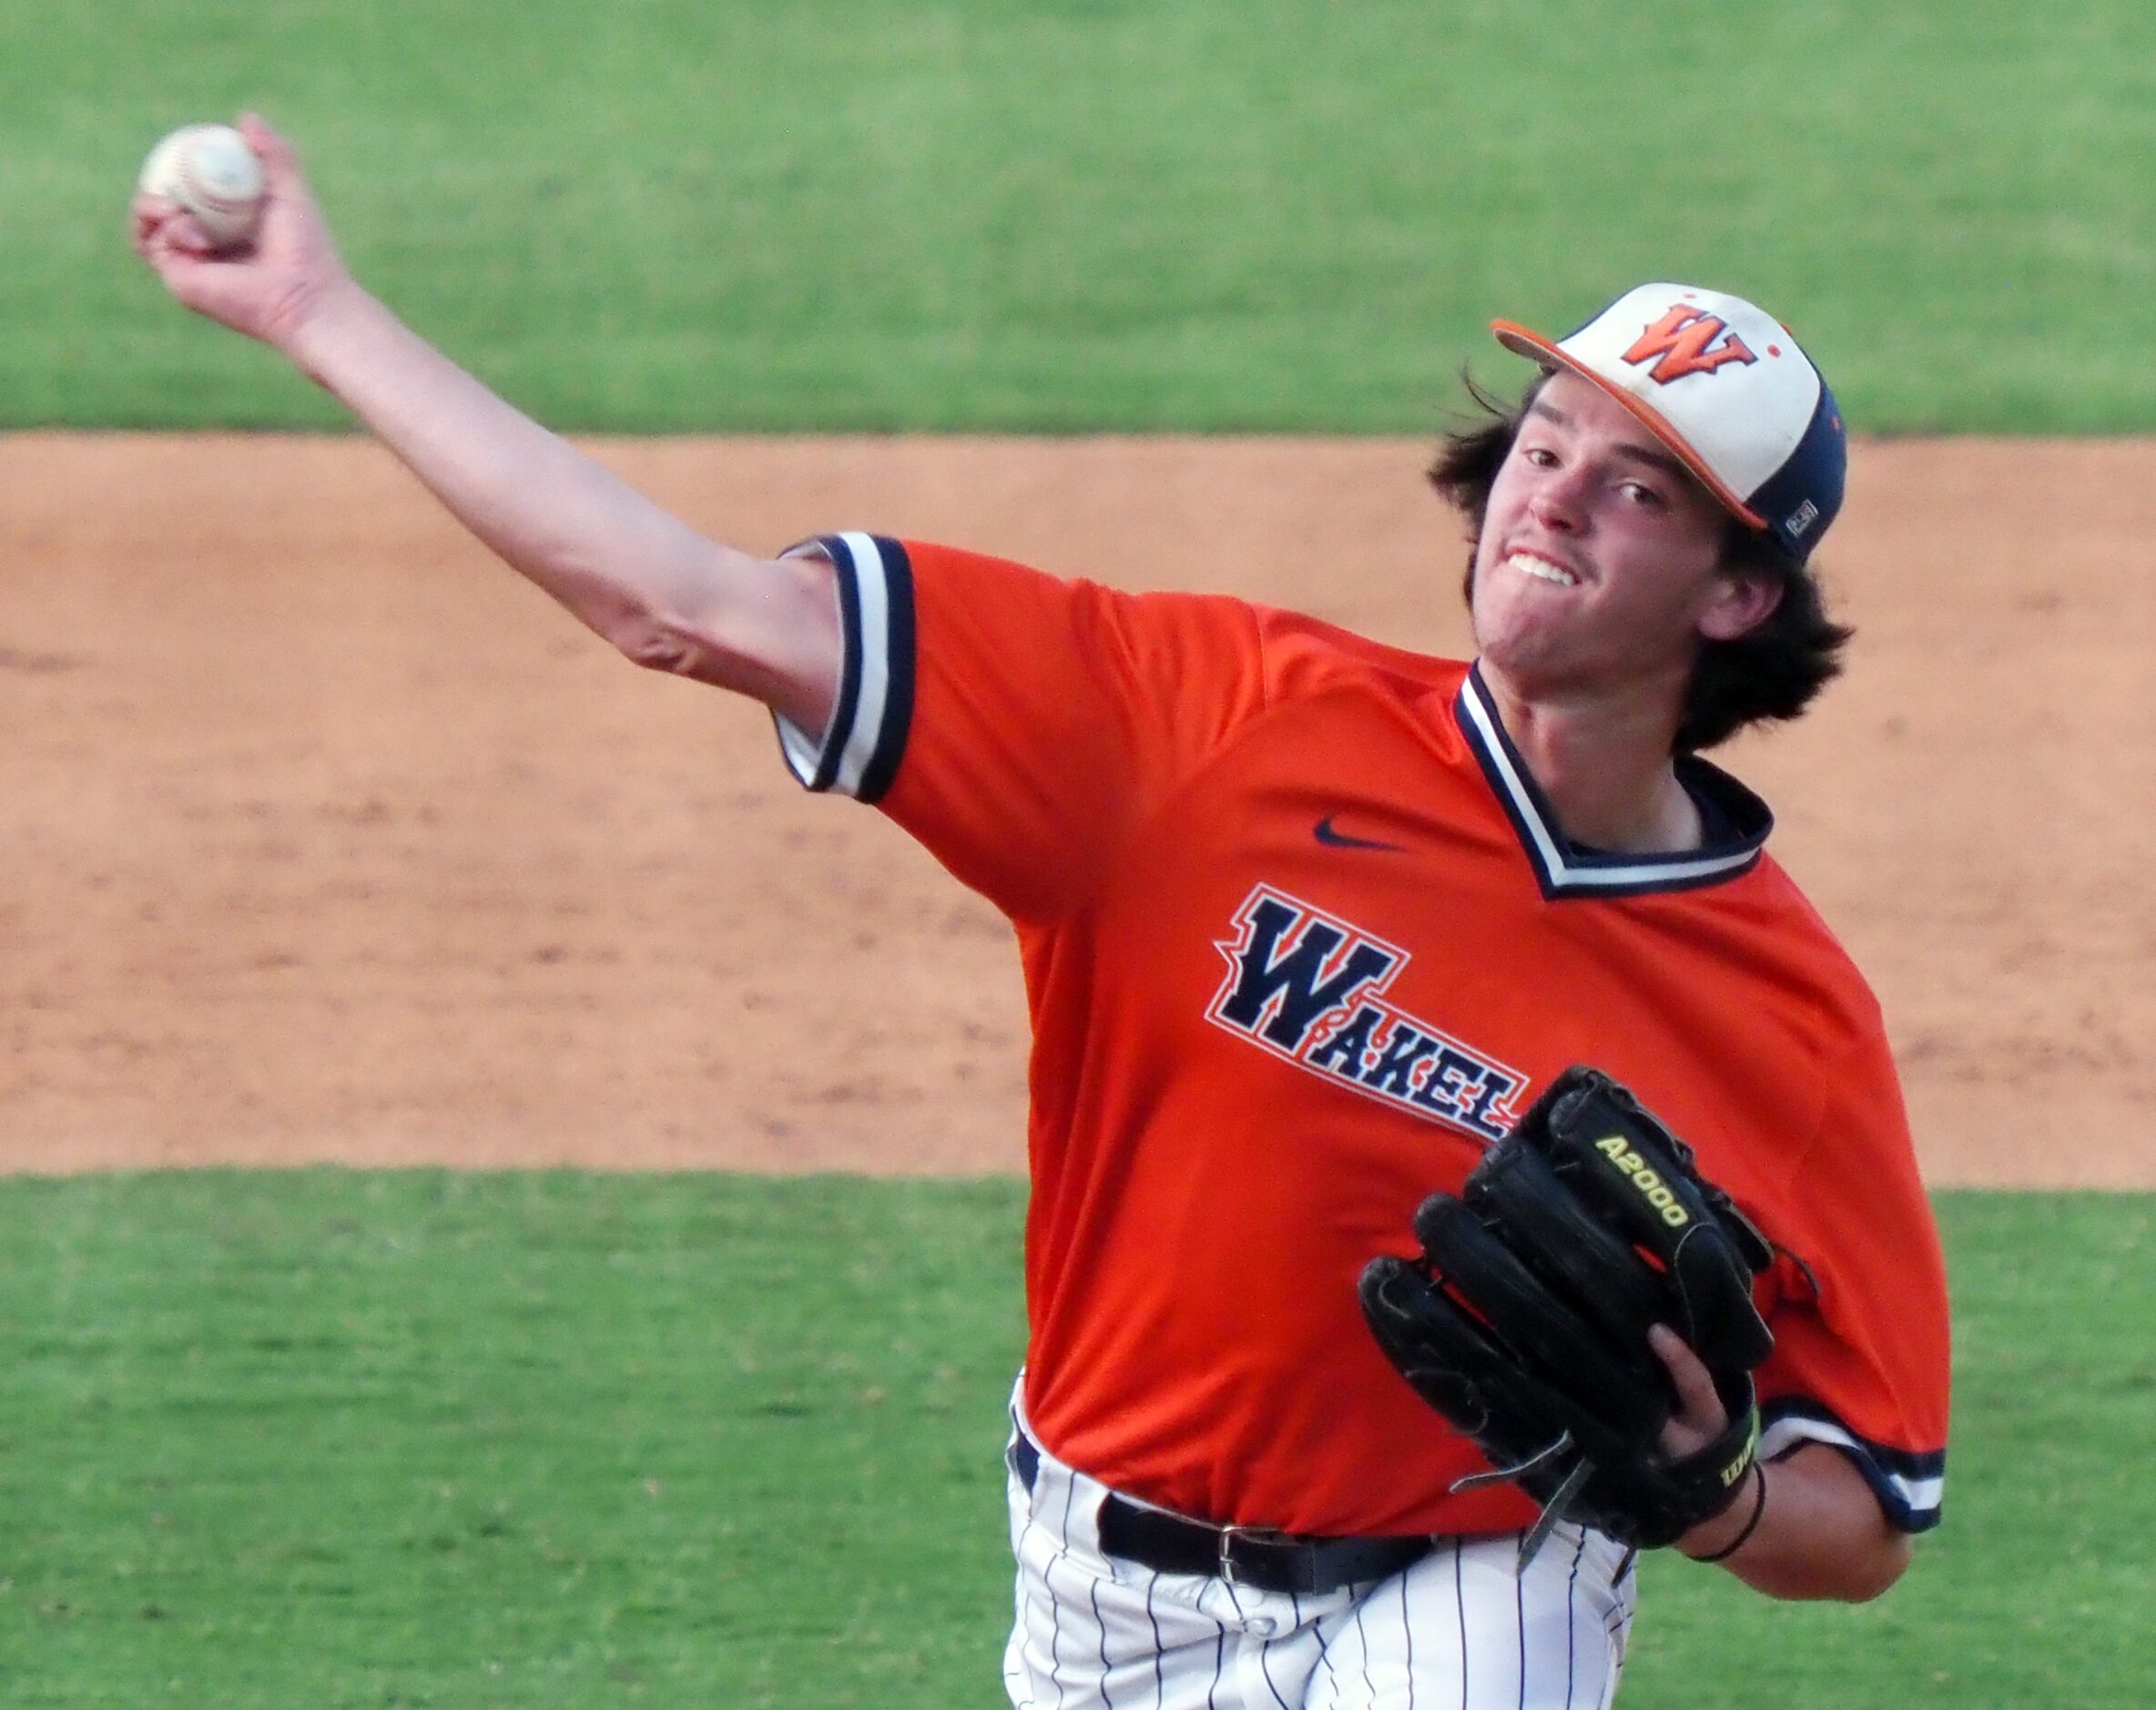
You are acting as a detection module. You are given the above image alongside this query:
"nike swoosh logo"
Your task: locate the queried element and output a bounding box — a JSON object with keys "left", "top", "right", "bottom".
{"left": 1314, "top": 815, "right": 1407, "bottom": 853}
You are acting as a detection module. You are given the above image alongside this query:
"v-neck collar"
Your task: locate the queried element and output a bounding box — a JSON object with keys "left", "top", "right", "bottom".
{"left": 1452, "top": 664, "right": 1772, "bottom": 901}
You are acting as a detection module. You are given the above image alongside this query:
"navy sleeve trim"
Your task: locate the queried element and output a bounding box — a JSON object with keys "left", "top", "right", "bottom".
{"left": 771, "top": 533, "right": 917, "bottom": 804}
{"left": 1759, "top": 1398, "right": 1946, "bottom": 1533}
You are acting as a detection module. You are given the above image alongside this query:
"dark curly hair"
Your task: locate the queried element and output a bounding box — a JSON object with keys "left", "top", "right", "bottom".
{"left": 1428, "top": 373, "right": 1853, "bottom": 753}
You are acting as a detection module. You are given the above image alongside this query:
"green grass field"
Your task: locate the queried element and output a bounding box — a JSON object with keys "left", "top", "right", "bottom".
{"left": 1, "top": 1176, "right": 2146, "bottom": 1707}
{"left": 1, "top": 1174, "right": 1029, "bottom": 1707}
{"left": 3, "top": 0, "right": 2152, "bottom": 432}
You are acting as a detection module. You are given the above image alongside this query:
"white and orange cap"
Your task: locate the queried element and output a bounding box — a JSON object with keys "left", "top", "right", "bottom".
{"left": 1493, "top": 283, "right": 1846, "bottom": 562}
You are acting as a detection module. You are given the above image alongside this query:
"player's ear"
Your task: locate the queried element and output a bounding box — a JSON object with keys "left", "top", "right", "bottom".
{"left": 1697, "top": 565, "right": 1784, "bottom": 644}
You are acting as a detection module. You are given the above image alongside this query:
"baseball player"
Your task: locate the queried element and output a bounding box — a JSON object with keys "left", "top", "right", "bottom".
{"left": 136, "top": 118, "right": 1948, "bottom": 1709}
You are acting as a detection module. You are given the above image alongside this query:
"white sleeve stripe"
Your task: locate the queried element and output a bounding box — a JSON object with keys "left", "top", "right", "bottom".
{"left": 829, "top": 531, "right": 894, "bottom": 798}
{"left": 772, "top": 532, "right": 910, "bottom": 800}
{"left": 1760, "top": 1415, "right": 1946, "bottom": 1519}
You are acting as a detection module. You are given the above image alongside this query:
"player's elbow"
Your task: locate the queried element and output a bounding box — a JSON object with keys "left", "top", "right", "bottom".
{"left": 609, "top": 607, "right": 713, "bottom": 677}
{"left": 599, "top": 585, "right": 749, "bottom": 685}
{"left": 1837, "top": 1528, "right": 1914, "bottom": 1603}
{"left": 605, "top": 604, "right": 837, "bottom": 731}
{"left": 1764, "top": 1527, "right": 1913, "bottom": 1603}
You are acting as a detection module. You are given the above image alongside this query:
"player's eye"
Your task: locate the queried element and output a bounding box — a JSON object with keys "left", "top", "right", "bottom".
{"left": 1618, "top": 480, "right": 1666, "bottom": 510}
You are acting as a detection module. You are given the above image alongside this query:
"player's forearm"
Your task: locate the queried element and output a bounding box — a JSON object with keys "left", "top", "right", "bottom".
{"left": 1680, "top": 1445, "right": 1911, "bottom": 1602}
{"left": 277, "top": 282, "right": 837, "bottom": 723}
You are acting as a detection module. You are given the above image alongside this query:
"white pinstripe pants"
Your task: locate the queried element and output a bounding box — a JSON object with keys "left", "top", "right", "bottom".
{"left": 1002, "top": 1424, "right": 1636, "bottom": 1710}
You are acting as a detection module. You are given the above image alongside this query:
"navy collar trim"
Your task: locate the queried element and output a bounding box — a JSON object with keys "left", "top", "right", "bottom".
{"left": 1453, "top": 664, "right": 1773, "bottom": 901}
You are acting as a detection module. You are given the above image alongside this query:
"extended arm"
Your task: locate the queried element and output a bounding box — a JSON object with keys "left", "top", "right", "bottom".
{"left": 131, "top": 116, "right": 840, "bottom": 735}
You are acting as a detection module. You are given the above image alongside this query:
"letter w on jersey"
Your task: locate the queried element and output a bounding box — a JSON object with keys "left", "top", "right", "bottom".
{"left": 1208, "top": 887, "right": 1528, "bottom": 1142}
{"left": 1621, "top": 304, "right": 1758, "bottom": 383}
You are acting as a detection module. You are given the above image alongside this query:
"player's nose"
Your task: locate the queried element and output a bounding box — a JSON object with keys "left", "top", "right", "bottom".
{"left": 1526, "top": 468, "right": 1590, "bottom": 534}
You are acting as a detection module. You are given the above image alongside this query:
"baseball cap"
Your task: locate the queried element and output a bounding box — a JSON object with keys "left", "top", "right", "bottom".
{"left": 1492, "top": 283, "right": 1846, "bottom": 561}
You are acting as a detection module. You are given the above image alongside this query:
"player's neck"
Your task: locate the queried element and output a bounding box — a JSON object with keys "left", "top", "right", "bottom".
{"left": 1478, "top": 669, "right": 1701, "bottom": 854}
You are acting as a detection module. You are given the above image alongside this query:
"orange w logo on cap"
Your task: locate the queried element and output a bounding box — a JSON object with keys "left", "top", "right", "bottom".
{"left": 1620, "top": 306, "right": 1758, "bottom": 383}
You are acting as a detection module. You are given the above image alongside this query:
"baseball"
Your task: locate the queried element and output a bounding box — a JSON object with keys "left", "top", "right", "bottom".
{"left": 138, "top": 124, "right": 266, "bottom": 252}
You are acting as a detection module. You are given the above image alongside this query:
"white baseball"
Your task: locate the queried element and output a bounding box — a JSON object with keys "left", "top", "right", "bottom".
{"left": 138, "top": 124, "right": 266, "bottom": 251}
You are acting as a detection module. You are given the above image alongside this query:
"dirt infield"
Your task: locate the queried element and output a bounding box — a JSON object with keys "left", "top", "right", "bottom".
{"left": 2, "top": 434, "right": 2149, "bottom": 1186}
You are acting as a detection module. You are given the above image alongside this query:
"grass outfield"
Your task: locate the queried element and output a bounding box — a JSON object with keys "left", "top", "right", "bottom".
{"left": 3, "top": 1, "right": 2152, "bottom": 433}
{"left": 0, "top": 1176, "right": 2145, "bottom": 1706}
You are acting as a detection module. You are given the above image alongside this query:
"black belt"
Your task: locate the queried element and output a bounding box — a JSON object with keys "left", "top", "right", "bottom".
{"left": 1008, "top": 1426, "right": 1433, "bottom": 1596}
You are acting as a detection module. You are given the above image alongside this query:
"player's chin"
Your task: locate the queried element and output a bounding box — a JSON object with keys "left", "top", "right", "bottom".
{"left": 1471, "top": 573, "right": 1569, "bottom": 639}
{"left": 1468, "top": 610, "right": 1581, "bottom": 685}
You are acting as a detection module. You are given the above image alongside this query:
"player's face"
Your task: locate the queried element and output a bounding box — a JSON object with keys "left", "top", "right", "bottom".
{"left": 1469, "top": 371, "right": 1777, "bottom": 703}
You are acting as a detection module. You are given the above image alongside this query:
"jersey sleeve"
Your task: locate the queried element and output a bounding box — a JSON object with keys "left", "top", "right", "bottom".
{"left": 771, "top": 533, "right": 1274, "bottom": 923}
{"left": 1754, "top": 1022, "right": 1950, "bottom": 1532}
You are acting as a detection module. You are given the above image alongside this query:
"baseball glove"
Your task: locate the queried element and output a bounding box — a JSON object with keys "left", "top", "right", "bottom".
{"left": 1359, "top": 1065, "right": 1775, "bottom": 1558}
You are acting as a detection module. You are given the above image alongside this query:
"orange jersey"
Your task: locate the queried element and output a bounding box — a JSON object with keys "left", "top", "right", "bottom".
{"left": 780, "top": 533, "right": 1949, "bottom": 1540}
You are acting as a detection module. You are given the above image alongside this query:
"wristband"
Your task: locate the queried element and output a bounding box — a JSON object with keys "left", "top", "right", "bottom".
{"left": 1684, "top": 1461, "right": 1767, "bottom": 1564}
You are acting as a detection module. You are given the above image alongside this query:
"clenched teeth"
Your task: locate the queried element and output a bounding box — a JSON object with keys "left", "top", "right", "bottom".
{"left": 1503, "top": 551, "right": 1579, "bottom": 586}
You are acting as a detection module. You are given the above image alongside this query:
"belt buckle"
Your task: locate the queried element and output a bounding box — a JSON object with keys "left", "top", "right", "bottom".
{"left": 1217, "top": 1523, "right": 1298, "bottom": 1589}
{"left": 1215, "top": 1523, "right": 1246, "bottom": 1586}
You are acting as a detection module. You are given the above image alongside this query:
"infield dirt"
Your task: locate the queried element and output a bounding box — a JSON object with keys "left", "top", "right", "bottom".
{"left": 2, "top": 435, "right": 2149, "bottom": 1186}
